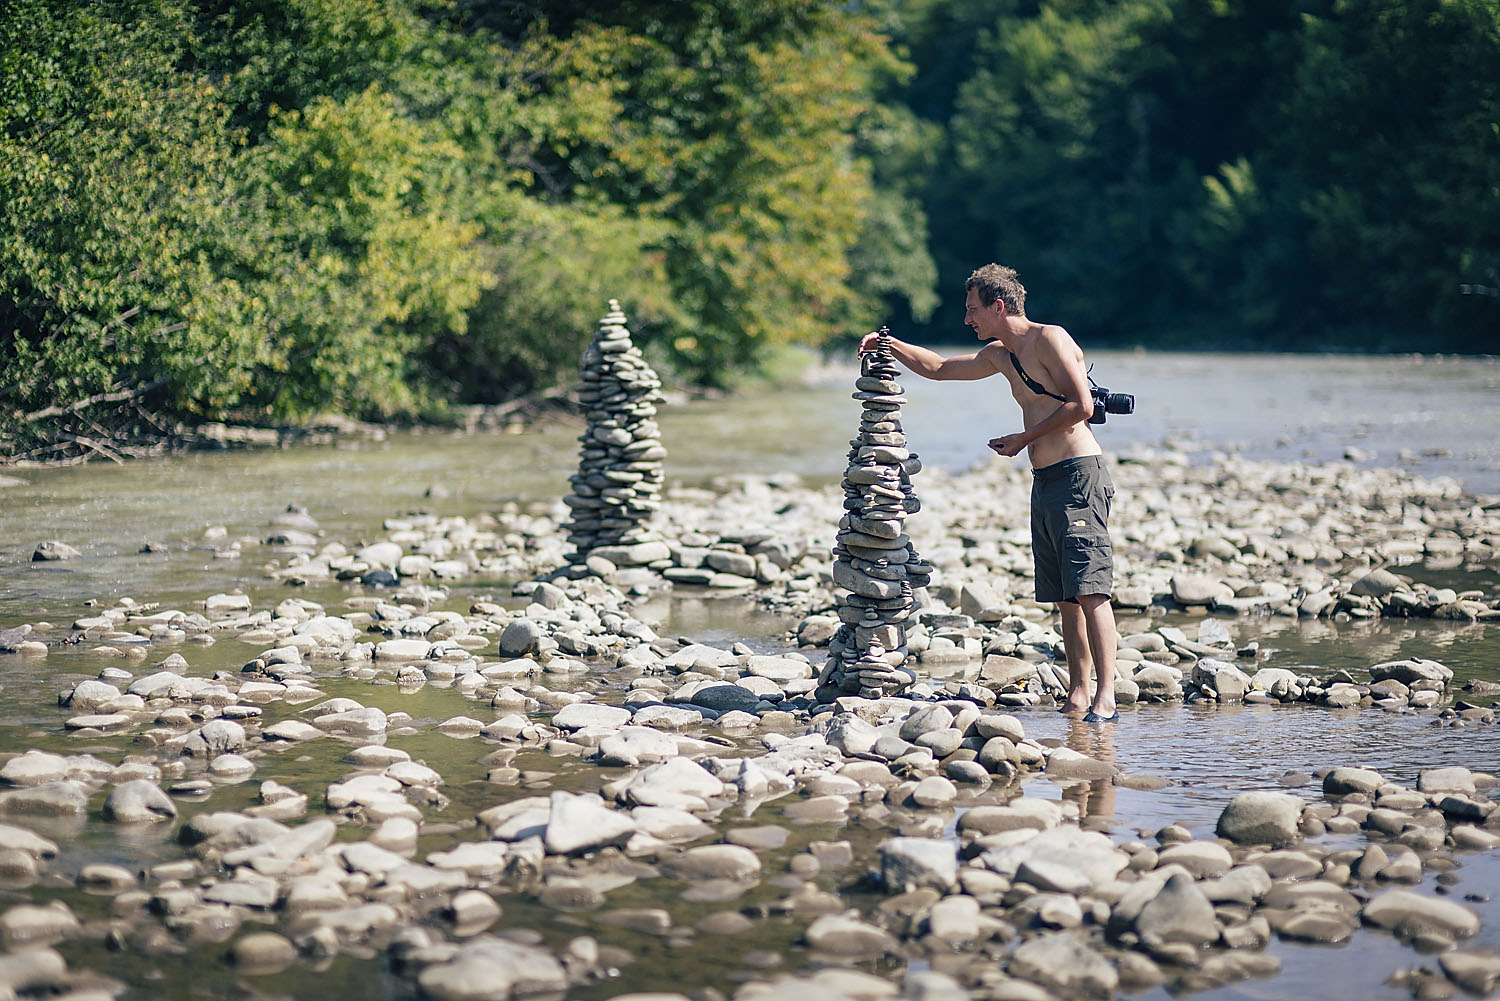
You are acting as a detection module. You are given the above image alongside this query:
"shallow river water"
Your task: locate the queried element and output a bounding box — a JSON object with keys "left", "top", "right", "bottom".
{"left": 2, "top": 351, "right": 1499, "bottom": 1001}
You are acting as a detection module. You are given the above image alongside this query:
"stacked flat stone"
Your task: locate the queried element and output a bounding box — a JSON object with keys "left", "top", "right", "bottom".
{"left": 817, "top": 330, "right": 934, "bottom": 700}
{"left": 562, "top": 301, "right": 667, "bottom": 561}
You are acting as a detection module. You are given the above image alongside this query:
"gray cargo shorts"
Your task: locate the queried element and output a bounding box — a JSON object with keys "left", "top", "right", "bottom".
{"left": 1031, "top": 455, "right": 1115, "bottom": 603}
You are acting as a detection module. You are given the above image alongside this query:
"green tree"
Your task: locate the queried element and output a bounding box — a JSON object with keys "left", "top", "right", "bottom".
{"left": 1272, "top": 0, "right": 1500, "bottom": 348}
{"left": 480, "top": 1, "right": 929, "bottom": 382}
{"left": 0, "top": 0, "right": 264, "bottom": 440}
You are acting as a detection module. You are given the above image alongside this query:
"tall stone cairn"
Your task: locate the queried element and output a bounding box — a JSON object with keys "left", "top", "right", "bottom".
{"left": 562, "top": 300, "right": 667, "bottom": 559}
{"left": 817, "top": 329, "right": 934, "bottom": 700}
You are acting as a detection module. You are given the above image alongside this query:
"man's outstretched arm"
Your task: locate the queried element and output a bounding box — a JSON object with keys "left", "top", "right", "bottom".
{"left": 858, "top": 332, "right": 1001, "bottom": 381}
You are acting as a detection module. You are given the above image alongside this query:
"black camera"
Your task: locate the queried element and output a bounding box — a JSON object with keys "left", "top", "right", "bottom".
{"left": 1088, "top": 383, "right": 1134, "bottom": 424}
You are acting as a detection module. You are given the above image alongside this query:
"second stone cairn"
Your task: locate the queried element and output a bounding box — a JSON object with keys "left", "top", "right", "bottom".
{"left": 817, "top": 331, "right": 933, "bottom": 699}
{"left": 561, "top": 300, "right": 669, "bottom": 568}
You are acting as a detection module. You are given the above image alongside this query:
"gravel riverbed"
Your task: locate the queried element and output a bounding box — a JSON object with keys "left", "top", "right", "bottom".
{"left": 2, "top": 432, "right": 1499, "bottom": 1001}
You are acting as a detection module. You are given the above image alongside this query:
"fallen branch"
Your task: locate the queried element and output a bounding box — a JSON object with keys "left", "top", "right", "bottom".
{"left": 58, "top": 433, "right": 126, "bottom": 464}
{"left": 19, "top": 377, "right": 167, "bottom": 422}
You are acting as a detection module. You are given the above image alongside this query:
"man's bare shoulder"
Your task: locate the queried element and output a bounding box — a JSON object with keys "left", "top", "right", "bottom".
{"left": 1036, "top": 324, "right": 1084, "bottom": 361}
{"left": 977, "top": 340, "right": 1010, "bottom": 362}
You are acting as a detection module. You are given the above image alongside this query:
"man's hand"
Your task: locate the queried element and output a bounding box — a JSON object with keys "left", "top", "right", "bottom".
{"left": 857, "top": 331, "right": 883, "bottom": 355}
{"left": 988, "top": 433, "right": 1028, "bottom": 458}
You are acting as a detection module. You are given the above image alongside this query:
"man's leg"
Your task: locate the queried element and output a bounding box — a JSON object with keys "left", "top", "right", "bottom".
{"left": 1059, "top": 600, "right": 1093, "bottom": 714}
{"left": 1077, "top": 593, "right": 1118, "bottom": 717}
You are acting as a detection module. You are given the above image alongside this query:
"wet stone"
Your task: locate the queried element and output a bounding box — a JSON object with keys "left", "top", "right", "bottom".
{"left": 803, "top": 913, "right": 899, "bottom": 957}
{"left": 660, "top": 845, "right": 762, "bottom": 882}
{"left": 1009, "top": 931, "right": 1119, "bottom": 999}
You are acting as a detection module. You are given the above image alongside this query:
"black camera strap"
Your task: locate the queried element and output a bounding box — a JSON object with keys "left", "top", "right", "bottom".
{"left": 1009, "top": 352, "right": 1068, "bottom": 402}
{"left": 1009, "top": 351, "right": 1105, "bottom": 403}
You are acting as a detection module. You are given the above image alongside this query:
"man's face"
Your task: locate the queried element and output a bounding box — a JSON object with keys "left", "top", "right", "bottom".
{"left": 964, "top": 288, "right": 1002, "bottom": 340}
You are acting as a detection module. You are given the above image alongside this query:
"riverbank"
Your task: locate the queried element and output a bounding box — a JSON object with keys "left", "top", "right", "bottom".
{"left": 2, "top": 435, "right": 1498, "bottom": 1001}
{"left": 0, "top": 391, "right": 587, "bottom": 469}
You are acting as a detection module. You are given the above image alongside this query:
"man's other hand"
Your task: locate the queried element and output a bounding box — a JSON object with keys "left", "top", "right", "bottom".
{"left": 988, "top": 434, "right": 1027, "bottom": 457}
{"left": 857, "top": 331, "right": 883, "bottom": 355}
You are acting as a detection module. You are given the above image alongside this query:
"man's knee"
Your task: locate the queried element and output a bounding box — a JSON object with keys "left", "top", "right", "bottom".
{"left": 1075, "top": 592, "right": 1114, "bottom": 614}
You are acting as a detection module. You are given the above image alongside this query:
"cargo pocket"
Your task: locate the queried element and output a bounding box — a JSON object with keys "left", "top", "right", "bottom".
{"left": 1062, "top": 506, "right": 1113, "bottom": 594}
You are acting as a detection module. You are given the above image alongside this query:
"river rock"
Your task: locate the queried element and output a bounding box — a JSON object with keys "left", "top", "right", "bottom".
{"left": 230, "top": 931, "right": 297, "bottom": 970}
{"left": 1171, "top": 573, "right": 1234, "bottom": 606}
{"left": 1192, "top": 658, "right": 1252, "bottom": 700}
{"left": 1045, "top": 746, "right": 1117, "bottom": 781}
{"left": 958, "top": 800, "right": 1064, "bottom": 836}
{"left": 263, "top": 720, "right": 324, "bottom": 742}
{"left": 880, "top": 837, "right": 957, "bottom": 892}
{"left": 661, "top": 844, "right": 761, "bottom": 882}
{"left": 803, "top": 912, "right": 899, "bottom": 956}
{"left": 544, "top": 792, "right": 637, "bottom": 856}
{"left": 982, "top": 826, "right": 1128, "bottom": 893}
{"left": 1157, "top": 840, "right": 1233, "bottom": 878}
{"left": 1418, "top": 766, "right": 1476, "bottom": 795}
{"left": 1009, "top": 931, "right": 1119, "bottom": 999}
{"left": 1250, "top": 667, "right": 1300, "bottom": 698}
{"left": 31, "top": 541, "right": 81, "bottom": 562}
{"left": 1439, "top": 952, "right": 1500, "bottom": 995}
{"left": 1322, "top": 766, "right": 1384, "bottom": 796}
{"left": 0, "top": 624, "right": 34, "bottom": 653}
{"left": 374, "top": 638, "right": 432, "bottom": 661}
{"left": 899, "top": 704, "right": 955, "bottom": 741}
{"left": 0, "top": 782, "right": 89, "bottom": 818}
{"left": 0, "top": 824, "right": 57, "bottom": 863}
{"left": 1362, "top": 889, "right": 1480, "bottom": 940}
{"left": 980, "top": 655, "right": 1038, "bottom": 689}
{"left": 687, "top": 683, "right": 763, "bottom": 714}
{"left": 183, "top": 719, "right": 246, "bottom": 756}
{"left": 1217, "top": 790, "right": 1304, "bottom": 846}
{"left": 552, "top": 702, "right": 632, "bottom": 731}
{"left": 0, "top": 946, "right": 68, "bottom": 995}
{"left": 313, "top": 707, "right": 387, "bottom": 735}
{"left": 1369, "top": 658, "right": 1452, "bottom": 685}
{"left": 418, "top": 935, "right": 569, "bottom": 1001}
{"left": 1133, "top": 665, "right": 1183, "bottom": 700}
{"left": 498, "top": 618, "right": 543, "bottom": 657}
{"left": 621, "top": 758, "right": 725, "bottom": 809}
{"left": 1201, "top": 864, "right": 1273, "bottom": 905}
{"left": 1350, "top": 568, "right": 1410, "bottom": 599}
{"left": 0, "top": 751, "right": 69, "bottom": 787}
{"left": 597, "top": 726, "right": 680, "bottom": 766}
{"left": 1134, "top": 871, "right": 1220, "bottom": 945}
{"left": 59, "top": 679, "right": 122, "bottom": 712}
{"left": 103, "top": 780, "right": 178, "bottom": 823}
{"left": 0, "top": 901, "right": 79, "bottom": 948}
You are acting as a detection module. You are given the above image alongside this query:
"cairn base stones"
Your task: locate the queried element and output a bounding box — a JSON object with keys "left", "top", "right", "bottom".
{"left": 562, "top": 301, "right": 667, "bottom": 566}
{"left": 817, "top": 331, "right": 932, "bottom": 700}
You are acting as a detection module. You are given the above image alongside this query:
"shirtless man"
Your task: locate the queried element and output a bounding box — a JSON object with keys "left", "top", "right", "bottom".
{"left": 858, "top": 263, "right": 1119, "bottom": 721}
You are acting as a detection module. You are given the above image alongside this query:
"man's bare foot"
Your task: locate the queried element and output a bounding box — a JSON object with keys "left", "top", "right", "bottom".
{"left": 1059, "top": 694, "right": 1091, "bottom": 715}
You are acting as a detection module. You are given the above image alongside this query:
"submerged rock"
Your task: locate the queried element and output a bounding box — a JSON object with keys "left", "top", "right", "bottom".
{"left": 1217, "top": 791, "right": 1304, "bottom": 846}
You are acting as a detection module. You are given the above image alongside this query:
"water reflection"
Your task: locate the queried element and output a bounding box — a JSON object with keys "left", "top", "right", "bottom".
{"left": 1061, "top": 717, "right": 1118, "bottom": 829}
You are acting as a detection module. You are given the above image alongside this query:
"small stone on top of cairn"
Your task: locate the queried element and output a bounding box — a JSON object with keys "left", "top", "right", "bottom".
{"left": 816, "top": 328, "right": 933, "bottom": 700}
{"left": 561, "top": 300, "right": 668, "bottom": 568}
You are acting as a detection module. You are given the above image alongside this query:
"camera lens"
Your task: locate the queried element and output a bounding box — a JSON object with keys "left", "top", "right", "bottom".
{"left": 1106, "top": 392, "right": 1134, "bottom": 415}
